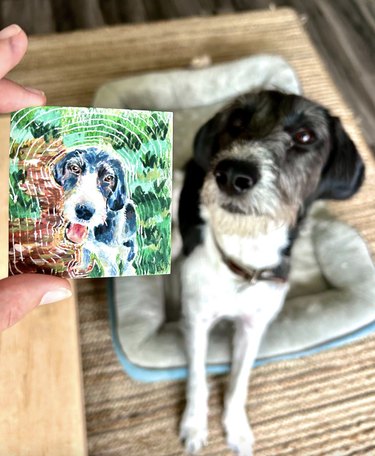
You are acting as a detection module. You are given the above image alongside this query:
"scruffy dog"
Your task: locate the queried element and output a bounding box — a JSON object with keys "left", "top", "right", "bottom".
{"left": 53, "top": 146, "right": 136, "bottom": 276}
{"left": 178, "top": 90, "right": 364, "bottom": 455}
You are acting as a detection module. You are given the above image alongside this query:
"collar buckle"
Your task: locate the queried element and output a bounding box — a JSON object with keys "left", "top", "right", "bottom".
{"left": 248, "top": 268, "right": 261, "bottom": 285}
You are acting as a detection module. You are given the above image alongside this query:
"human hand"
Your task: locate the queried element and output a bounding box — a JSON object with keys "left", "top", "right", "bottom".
{"left": 0, "top": 24, "right": 71, "bottom": 332}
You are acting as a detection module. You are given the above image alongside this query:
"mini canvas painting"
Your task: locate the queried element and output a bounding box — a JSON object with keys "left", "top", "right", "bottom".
{"left": 9, "top": 106, "right": 173, "bottom": 279}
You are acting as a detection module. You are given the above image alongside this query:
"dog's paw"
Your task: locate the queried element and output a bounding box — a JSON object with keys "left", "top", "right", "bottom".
{"left": 180, "top": 411, "right": 208, "bottom": 454}
{"left": 223, "top": 409, "right": 254, "bottom": 456}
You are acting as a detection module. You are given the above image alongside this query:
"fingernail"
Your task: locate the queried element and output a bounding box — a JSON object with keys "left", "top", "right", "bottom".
{"left": 25, "top": 86, "right": 45, "bottom": 97}
{"left": 0, "top": 24, "right": 22, "bottom": 40}
{"left": 40, "top": 288, "right": 72, "bottom": 305}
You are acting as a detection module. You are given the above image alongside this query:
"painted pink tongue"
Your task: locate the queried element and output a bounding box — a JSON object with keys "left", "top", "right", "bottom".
{"left": 66, "top": 223, "right": 88, "bottom": 244}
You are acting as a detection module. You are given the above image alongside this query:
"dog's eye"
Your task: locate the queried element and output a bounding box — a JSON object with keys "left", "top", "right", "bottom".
{"left": 68, "top": 164, "right": 81, "bottom": 175}
{"left": 293, "top": 128, "right": 316, "bottom": 145}
{"left": 103, "top": 174, "right": 115, "bottom": 183}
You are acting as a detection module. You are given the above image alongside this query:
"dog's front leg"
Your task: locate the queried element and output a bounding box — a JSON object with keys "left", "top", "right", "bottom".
{"left": 223, "top": 319, "right": 265, "bottom": 456}
{"left": 180, "top": 319, "right": 210, "bottom": 454}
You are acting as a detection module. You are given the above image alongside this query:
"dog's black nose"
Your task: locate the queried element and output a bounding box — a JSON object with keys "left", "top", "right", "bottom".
{"left": 214, "top": 159, "right": 259, "bottom": 196}
{"left": 75, "top": 203, "right": 95, "bottom": 221}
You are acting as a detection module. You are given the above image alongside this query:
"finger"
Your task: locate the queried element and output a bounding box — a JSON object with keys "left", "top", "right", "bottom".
{"left": 0, "top": 78, "right": 45, "bottom": 113}
{"left": 0, "top": 24, "right": 28, "bottom": 79}
{"left": 0, "top": 275, "right": 72, "bottom": 332}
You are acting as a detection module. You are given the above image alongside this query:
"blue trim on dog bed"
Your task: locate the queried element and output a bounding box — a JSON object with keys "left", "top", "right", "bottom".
{"left": 108, "top": 278, "right": 375, "bottom": 383}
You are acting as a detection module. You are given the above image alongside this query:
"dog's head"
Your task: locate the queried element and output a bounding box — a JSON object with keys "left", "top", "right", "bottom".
{"left": 53, "top": 146, "right": 128, "bottom": 243}
{"left": 195, "top": 90, "right": 364, "bottom": 227}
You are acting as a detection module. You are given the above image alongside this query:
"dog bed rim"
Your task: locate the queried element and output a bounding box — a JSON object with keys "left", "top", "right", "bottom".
{"left": 107, "top": 279, "right": 375, "bottom": 383}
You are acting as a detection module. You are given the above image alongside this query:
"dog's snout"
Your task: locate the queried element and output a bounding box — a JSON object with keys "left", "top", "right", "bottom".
{"left": 214, "top": 159, "right": 259, "bottom": 196}
{"left": 75, "top": 203, "right": 95, "bottom": 221}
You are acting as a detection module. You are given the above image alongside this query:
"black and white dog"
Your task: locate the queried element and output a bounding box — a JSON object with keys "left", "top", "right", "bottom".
{"left": 178, "top": 91, "right": 364, "bottom": 455}
{"left": 53, "top": 146, "right": 137, "bottom": 276}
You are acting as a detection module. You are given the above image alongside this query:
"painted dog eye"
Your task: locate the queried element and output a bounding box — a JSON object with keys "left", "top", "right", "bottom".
{"left": 68, "top": 164, "right": 81, "bottom": 175}
{"left": 103, "top": 174, "right": 115, "bottom": 183}
{"left": 293, "top": 128, "right": 316, "bottom": 145}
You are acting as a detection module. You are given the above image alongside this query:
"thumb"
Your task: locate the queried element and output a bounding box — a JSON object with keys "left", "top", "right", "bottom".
{"left": 0, "top": 275, "right": 72, "bottom": 332}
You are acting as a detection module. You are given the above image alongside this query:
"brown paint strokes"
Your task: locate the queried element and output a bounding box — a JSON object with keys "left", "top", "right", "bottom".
{"left": 9, "top": 138, "right": 88, "bottom": 277}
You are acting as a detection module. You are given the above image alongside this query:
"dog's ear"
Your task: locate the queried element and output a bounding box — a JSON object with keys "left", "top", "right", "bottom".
{"left": 193, "top": 113, "right": 223, "bottom": 170}
{"left": 123, "top": 202, "right": 137, "bottom": 262}
{"left": 108, "top": 165, "right": 127, "bottom": 211}
{"left": 124, "top": 202, "right": 137, "bottom": 238}
{"left": 108, "top": 181, "right": 126, "bottom": 211}
{"left": 315, "top": 116, "right": 365, "bottom": 200}
{"left": 53, "top": 155, "right": 67, "bottom": 186}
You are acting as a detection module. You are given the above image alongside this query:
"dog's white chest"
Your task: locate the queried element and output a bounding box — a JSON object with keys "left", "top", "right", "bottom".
{"left": 216, "top": 227, "right": 288, "bottom": 269}
{"left": 181, "top": 225, "right": 290, "bottom": 325}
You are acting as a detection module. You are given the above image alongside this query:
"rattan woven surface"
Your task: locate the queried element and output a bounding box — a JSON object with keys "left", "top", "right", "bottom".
{"left": 14, "top": 8, "right": 372, "bottom": 455}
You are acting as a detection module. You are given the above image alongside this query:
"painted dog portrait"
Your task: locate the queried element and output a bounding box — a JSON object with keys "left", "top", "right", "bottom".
{"left": 8, "top": 106, "right": 173, "bottom": 279}
{"left": 53, "top": 146, "right": 137, "bottom": 277}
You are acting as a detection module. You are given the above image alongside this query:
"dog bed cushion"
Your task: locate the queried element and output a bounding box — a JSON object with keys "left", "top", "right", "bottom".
{"left": 94, "top": 56, "right": 375, "bottom": 381}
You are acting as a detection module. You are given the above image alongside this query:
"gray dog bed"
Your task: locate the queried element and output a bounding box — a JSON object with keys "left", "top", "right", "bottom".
{"left": 94, "top": 55, "right": 375, "bottom": 381}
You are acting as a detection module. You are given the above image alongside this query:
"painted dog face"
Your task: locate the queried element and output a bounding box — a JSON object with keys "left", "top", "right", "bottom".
{"left": 53, "top": 147, "right": 127, "bottom": 243}
{"left": 195, "top": 91, "right": 365, "bottom": 225}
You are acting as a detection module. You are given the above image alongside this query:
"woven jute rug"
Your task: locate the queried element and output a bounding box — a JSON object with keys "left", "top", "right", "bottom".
{"left": 78, "top": 279, "right": 375, "bottom": 456}
{"left": 8, "top": 7, "right": 370, "bottom": 455}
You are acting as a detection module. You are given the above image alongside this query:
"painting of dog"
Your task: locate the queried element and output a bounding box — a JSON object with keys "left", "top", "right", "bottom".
{"left": 52, "top": 146, "right": 137, "bottom": 277}
{"left": 8, "top": 106, "right": 172, "bottom": 279}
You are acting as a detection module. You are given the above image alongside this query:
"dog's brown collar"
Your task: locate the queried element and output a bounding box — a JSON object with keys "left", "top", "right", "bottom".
{"left": 213, "top": 233, "right": 289, "bottom": 285}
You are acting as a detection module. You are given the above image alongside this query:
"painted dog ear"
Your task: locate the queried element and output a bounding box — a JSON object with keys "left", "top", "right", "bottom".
{"left": 53, "top": 156, "right": 66, "bottom": 186}
{"left": 124, "top": 202, "right": 137, "bottom": 238}
{"left": 108, "top": 174, "right": 127, "bottom": 211}
{"left": 123, "top": 202, "right": 137, "bottom": 262}
{"left": 193, "top": 113, "right": 223, "bottom": 171}
{"left": 315, "top": 116, "right": 365, "bottom": 200}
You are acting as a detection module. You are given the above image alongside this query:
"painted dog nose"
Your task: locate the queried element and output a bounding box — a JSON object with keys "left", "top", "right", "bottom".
{"left": 214, "top": 159, "right": 259, "bottom": 196}
{"left": 75, "top": 203, "right": 95, "bottom": 221}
